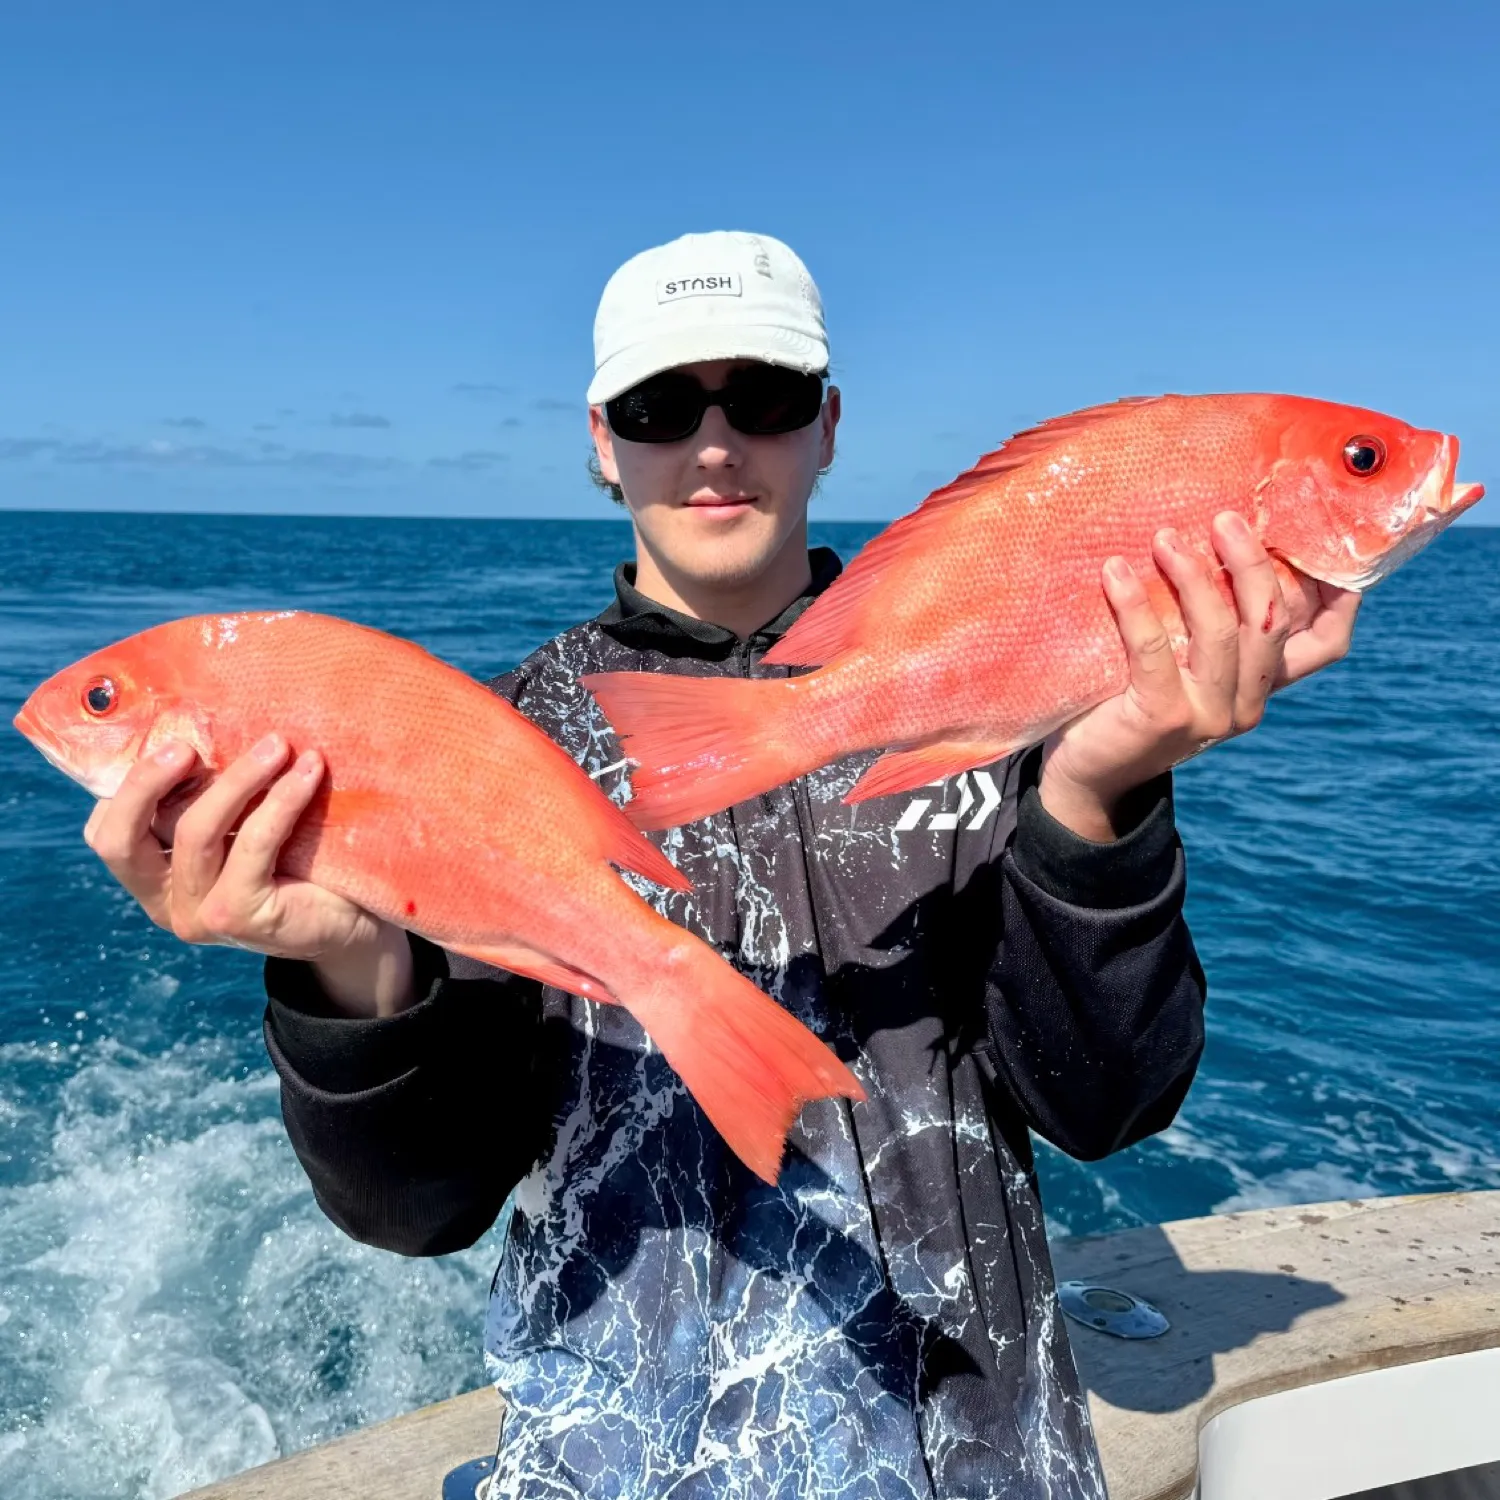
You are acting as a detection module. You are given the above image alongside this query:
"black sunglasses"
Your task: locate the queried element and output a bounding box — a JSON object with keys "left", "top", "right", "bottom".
{"left": 605, "top": 365, "right": 827, "bottom": 445}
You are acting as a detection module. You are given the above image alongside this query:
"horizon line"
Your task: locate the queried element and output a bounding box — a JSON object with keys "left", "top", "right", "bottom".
{"left": 1, "top": 506, "right": 1495, "bottom": 531}
{"left": 0, "top": 505, "right": 900, "bottom": 523}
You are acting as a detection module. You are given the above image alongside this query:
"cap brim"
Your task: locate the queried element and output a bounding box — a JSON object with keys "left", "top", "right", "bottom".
{"left": 586, "top": 325, "right": 829, "bottom": 405}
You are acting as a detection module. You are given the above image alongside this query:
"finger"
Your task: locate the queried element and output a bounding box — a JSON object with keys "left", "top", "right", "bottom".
{"left": 216, "top": 750, "right": 325, "bottom": 903}
{"left": 1278, "top": 586, "right": 1361, "bottom": 688}
{"left": 83, "top": 741, "right": 196, "bottom": 920}
{"left": 1212, "top": 511, "right": 1290, "bottom": 729}
{"left": 1102, "top": 556, "right": 1185, "bottom": 708}
{"left": 1151, "top": 528, "right": 1238, "bottom": 691}
{"left": 84, "top": 738, "right": 197, "bottom": 855}
{"left": 169, "top": 733, "right": 291, "bottom": 909}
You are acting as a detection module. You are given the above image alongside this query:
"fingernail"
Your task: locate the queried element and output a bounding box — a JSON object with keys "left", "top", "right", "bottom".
{"left": 296, "top": 750, "right": 322, "bottom": 777}
{"left": 153, "top": 741, "right": 187, "bottom": 766}
{"left": 1220, "top": 512, "right": 1252, "bottom": 541}
{"left": 1106, "top": 557, "right": 1133, "bottom": 582}
{"left": 252, "top": 733, "right": 284, "bottom": 764}
{"left": 1157, "top": 528, "right": 1181, "bottom": 553}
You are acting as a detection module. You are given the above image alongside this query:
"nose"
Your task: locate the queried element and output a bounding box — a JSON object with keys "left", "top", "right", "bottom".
{"left": 693, "top": 406, "right": 742, "bottom": 471}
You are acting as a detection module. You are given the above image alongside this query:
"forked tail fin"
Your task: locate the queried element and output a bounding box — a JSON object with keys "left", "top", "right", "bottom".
{"left": 624, "top": 935, "right": 865, "bottom": 1184}
{"left": 582, "top": 671, "right": 819, "bottom": 831}
{"left": 451, "top": 927, "right": 864, "bottom": 1184}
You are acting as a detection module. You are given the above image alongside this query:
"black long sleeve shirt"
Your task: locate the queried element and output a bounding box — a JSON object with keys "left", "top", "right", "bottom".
{"left": 263, "top": 549, "right": 1206, "bottom": 1500}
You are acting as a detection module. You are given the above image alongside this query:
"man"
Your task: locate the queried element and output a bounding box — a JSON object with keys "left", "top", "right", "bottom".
{"left": 85, "top": 231, "right": 1358, "bottom": 1497}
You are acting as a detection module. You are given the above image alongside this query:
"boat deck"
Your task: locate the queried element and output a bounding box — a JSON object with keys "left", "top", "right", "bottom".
{"left": 182, "top": 1191, "right": 1500, "bottom": 1500}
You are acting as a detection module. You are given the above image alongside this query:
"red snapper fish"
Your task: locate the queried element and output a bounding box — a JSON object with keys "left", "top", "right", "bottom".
{"left": 584, "top": 394, "right": 1484, "bottom": 829}
{"left": 14, "top": 611, "right": 863, "bottom": 1183}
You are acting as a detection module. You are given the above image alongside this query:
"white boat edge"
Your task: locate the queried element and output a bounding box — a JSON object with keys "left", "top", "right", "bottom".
{"left": 176, "top": 1190, "right": 1500, "bottom": 1500}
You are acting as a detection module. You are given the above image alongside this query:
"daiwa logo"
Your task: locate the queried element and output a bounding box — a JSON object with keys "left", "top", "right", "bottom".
{"left": 894, "top": 771, "right": 1003, "bottom": 833}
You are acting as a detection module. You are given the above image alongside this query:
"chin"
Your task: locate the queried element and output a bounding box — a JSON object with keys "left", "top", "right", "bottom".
{"left": 671, "top": 511, "right": 790, "bottom": 587}
{"left": 681, "top": 542, "right": 774, "bottom": 589}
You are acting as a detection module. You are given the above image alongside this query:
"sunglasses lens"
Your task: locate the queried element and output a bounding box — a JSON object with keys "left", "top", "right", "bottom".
{"left": 605, "top": 366, "right": 826, "bottom": 444}
{"left": 605, "top": 375, "right": 704, "bottom": 444}
{"left": 725, "top": 369, "right": 825, "bottom": 435}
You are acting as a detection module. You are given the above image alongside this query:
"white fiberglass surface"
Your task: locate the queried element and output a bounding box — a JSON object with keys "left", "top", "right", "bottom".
{"left": 1196, "top": 1346, "right": 1500, "bottom": 1500}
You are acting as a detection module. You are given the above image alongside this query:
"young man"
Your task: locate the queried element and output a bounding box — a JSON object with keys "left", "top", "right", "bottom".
{"left": 86, "top": 231, "right": 1357, "bottom": 1498}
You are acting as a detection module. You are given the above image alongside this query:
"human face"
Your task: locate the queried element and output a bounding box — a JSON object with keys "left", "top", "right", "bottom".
{"left": 590, "top": 360, "right": 840, "bottom": 601}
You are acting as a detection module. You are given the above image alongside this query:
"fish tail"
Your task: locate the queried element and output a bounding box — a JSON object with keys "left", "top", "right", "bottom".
{"left": 582, "top": 671, "right": 826, "bottom": 830}
{"left": 623, "top": 936, "right": 865, "bottom": 1184}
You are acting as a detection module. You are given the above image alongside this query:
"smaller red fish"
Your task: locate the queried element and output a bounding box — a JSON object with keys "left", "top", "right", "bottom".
{"left": 14, "top": 611, "right": 865, "bottom": 1183}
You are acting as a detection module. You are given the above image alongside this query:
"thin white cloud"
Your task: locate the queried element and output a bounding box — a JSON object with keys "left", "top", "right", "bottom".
{"left": 450, "top": 382, "right": 512, "bottom": 399}
{"left": 427, "top": 450, "right": 509, "bottom": 472}
{"left": 328, "top": 412, "right": 392, "bottom": 429}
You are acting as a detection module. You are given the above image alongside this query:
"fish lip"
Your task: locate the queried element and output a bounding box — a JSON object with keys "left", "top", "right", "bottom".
{"left": 1399, "top": 438, "right": 1482, "bottom": 530}
{"left": 12, "top": 700, "right": 40, "bottom": 742}
{"left": 13, "top": 706, "right": 77, "bottom": 782}
{"left": 1424, "top": 435, "right": 1485, "bottom": 519}
{"left": 12, "top": 699, "right": 126, "bottom": 797}
{"left": 1447, "top": 480, "right": 1485, "bottom": 517}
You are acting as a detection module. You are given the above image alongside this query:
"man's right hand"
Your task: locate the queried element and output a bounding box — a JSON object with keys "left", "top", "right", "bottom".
{"left": 83, "top": 733, "right": 416, "bottom": 1018}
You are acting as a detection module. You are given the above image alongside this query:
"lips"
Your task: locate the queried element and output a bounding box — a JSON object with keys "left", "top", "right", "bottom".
{"left": 684, "top": 493, "right": 758, "bottom": 509}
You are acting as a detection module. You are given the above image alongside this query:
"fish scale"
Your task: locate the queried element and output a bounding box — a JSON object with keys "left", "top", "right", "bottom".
{"left": 584, "top": 393, "right": 1483, "bottom": 830}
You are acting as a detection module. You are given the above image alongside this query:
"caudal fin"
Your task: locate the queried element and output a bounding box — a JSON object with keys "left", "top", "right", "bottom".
{"left": 624, "top": 938, "right": 865, "bottom": 1184}
{"left": 583, "top": 671, "right": 817, "bottom": 830}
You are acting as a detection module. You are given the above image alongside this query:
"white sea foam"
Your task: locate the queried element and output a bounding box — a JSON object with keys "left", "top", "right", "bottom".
{"left": 1211, "top": 1164, "right": 1384, "bottom": 1215}
{"left": 0, "top": 1039, "right": 498, "bottom": 1500}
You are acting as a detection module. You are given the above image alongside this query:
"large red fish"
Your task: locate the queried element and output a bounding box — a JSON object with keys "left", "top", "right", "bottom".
{"left": 585, "top": 394, "right": 1484, "bottom": 830}
{"left": 13, "top": 612, "right": 863, "bottom": 1183}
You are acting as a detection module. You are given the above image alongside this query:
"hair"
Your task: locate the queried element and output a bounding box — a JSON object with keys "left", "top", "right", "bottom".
{"left": 587, "top": 448, "right": 627, "bottom": 507}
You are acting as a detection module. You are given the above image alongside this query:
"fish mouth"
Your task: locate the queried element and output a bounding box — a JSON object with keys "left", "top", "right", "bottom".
{"left": 1375, "top": 441, "right": 1487, "bottom": 581}
{"left": 1447, "top": 480, "right": 1485, "bottom": 517}
{"left": 12, "top": 700, "right": 41, "bottom": 744}
{"left": 14, "top": 703, "right": 77, "bottom": 781}
{"left": 1420, "top": 434, "right": 1485, "bottom": 521}
{"left": 12, "top": 701, "right": 123, "bottom": 797}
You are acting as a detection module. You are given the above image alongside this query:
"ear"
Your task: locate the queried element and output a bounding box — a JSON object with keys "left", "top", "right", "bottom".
{"left": 589, "top": 405, "right": 621, "bottom": 485}
{"left": 818, "top": 385, "right": 841, "bottom": 470}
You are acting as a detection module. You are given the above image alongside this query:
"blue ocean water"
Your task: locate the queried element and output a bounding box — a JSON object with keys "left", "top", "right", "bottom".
{"left": 1, "top": 511, "right": 1497, "bottom": 1498}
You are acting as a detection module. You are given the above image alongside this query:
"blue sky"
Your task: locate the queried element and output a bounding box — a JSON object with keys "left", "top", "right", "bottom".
{"left": 1, "top": 0, "right": 1494, "bottom": 520}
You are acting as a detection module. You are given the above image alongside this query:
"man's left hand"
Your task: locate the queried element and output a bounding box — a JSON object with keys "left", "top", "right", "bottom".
{"left": 1038, "top": 511, "right": 1361, "bottom": 843}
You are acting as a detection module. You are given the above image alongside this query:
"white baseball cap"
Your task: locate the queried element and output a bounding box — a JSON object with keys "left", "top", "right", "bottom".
{"left": 586, "top": 230, "right": 829, "bottom": 406}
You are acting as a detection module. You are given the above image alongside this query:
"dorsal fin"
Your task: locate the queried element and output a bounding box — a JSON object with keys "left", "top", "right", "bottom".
{"left": 764, "top": 397, "right": 1167, "bottom": 668}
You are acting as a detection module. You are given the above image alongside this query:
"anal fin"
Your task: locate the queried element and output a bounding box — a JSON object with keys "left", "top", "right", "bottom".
{"left": 594, "top": 798, "right": 693, "bottom": 892}
{"left": 847, "top": 738, "right": 1013, "bottom": 804}
{"left": 446, "top": 939, "right": 618, "bottom": 1005}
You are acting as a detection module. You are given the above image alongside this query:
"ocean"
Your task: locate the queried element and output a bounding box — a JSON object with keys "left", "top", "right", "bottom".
{"left": 2, "top": 510, "right": 1497, "bottom": 1499}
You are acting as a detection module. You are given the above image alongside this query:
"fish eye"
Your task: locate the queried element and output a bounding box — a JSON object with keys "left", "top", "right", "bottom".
{"left": 1343, "top": 435, "right": 1387, "bottom": 477}
{"left": 82, "top": 677, "right": 118, "bottom": 716}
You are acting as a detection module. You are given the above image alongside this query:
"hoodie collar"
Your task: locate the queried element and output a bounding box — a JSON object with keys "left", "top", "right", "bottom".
{"left": 597, "top": 546, "right": 843, "bottom": 660}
